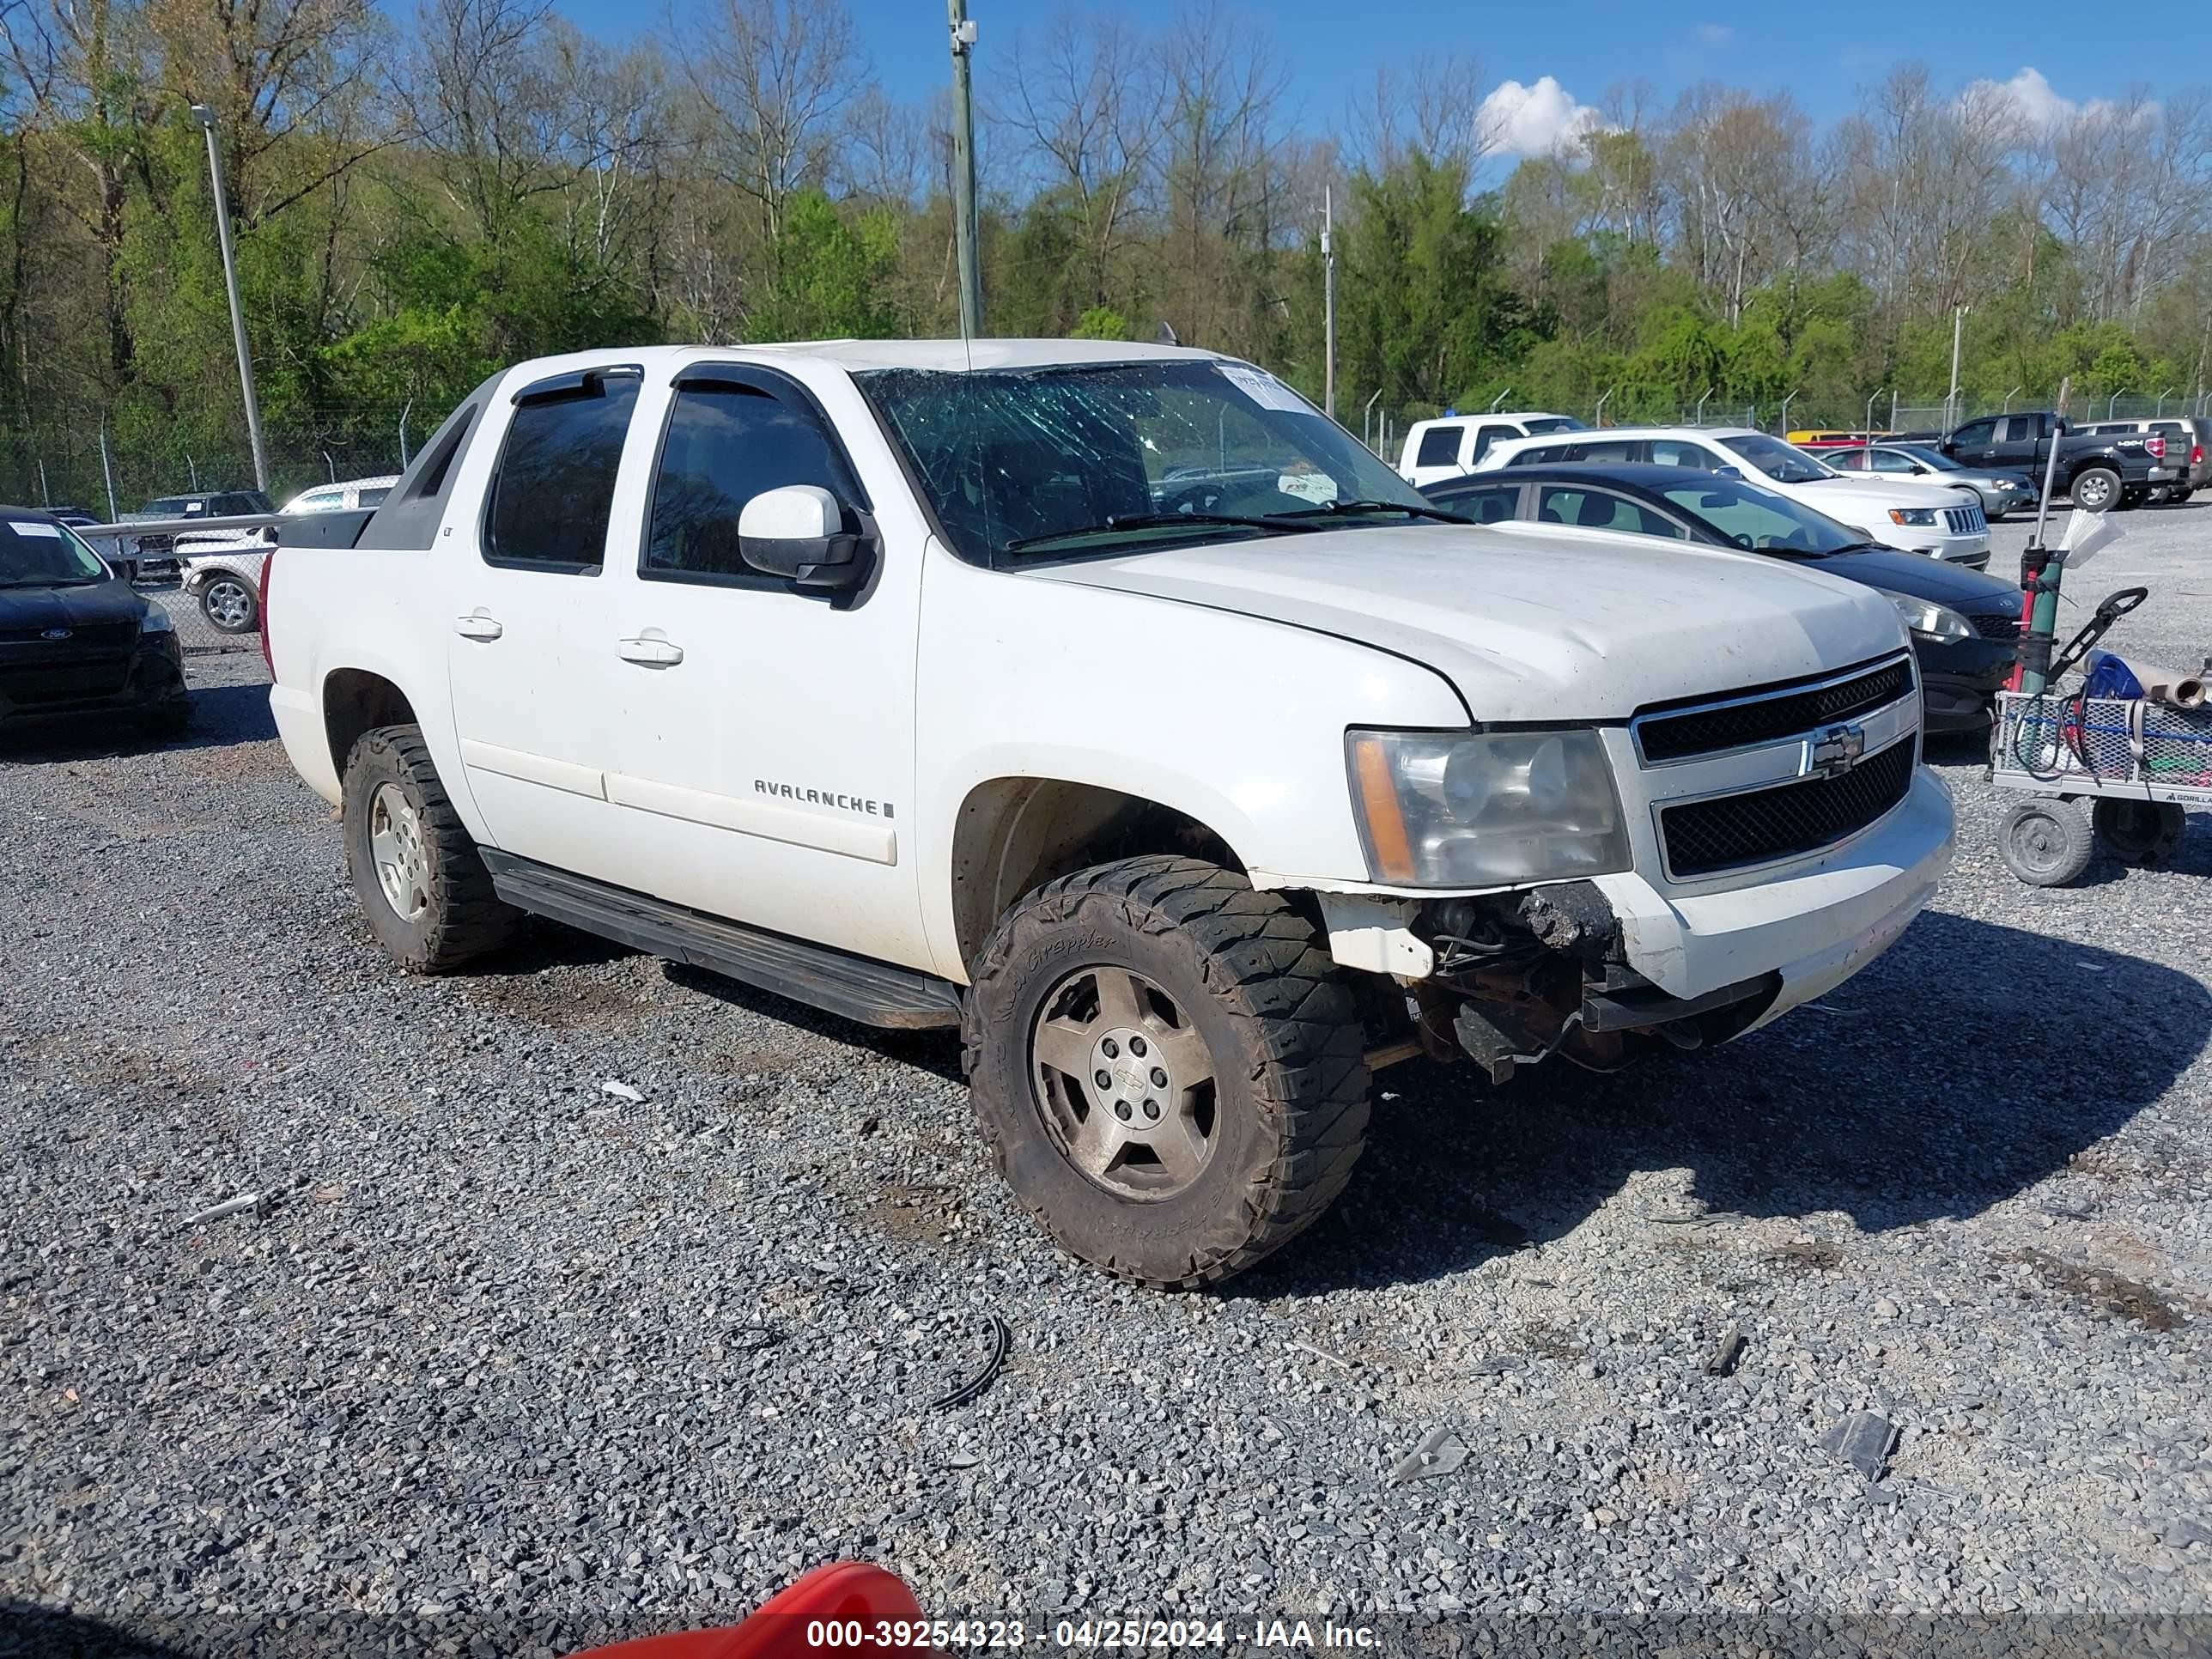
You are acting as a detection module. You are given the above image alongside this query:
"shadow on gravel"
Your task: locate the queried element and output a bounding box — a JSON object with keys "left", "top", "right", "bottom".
{"left": 0, "top": 1603, "right": 191, "bottom": 1658}
{"left": 0, "top": 683, "right": 273, "bottom": 762}
{"left": 1919, "top": 729, "right": 1991, "bottom": 767}
{"left": 664, "top": 960, "right": 967, "bottom": 1084}
{"left": 1244, "top": 910, "right": 2212, "bottom": 1297}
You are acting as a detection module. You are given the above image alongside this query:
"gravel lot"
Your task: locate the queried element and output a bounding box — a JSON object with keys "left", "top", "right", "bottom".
{"left": 5, "top": 506, "right": 2211, "bottom": 1656}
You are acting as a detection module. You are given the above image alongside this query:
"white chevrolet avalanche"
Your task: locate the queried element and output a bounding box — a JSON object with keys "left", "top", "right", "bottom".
{"left": 263, "top": 340, "right": 1954, "bottom": 1288}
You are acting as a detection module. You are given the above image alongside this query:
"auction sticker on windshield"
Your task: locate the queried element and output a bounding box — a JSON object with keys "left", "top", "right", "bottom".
{"left": 1276, "top": 467, "right": 1338, "bottom": 504}
{"left": 1216, "top": 362, "right": 1308, "bottom": 413}
{"left": 12, "top": 521, "right": 60, "bottom": 537}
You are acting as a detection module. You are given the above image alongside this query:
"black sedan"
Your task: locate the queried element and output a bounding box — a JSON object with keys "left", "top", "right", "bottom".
{"left": 1, "top": 507, "right": 191, "bottom": 738}
{"left": 1421, "top": 464, "right": 2022, "bottom": 733}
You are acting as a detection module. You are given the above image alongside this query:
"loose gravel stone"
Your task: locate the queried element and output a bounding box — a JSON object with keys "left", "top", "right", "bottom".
{"left": 4, "top": 520, "right": 2212, "bottom": 1653}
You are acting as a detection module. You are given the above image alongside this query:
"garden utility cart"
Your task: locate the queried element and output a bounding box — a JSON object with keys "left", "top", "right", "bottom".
{"left": 1992, "top": 688, "right": 2212, "bottom": 885}
{"left": 1989, "top": 503, "right": 2210, "bottom": 886}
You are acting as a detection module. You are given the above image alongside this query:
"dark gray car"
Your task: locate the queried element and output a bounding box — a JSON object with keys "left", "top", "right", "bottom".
{"left": 1822, "top": 443, "right": 2039, "bottom": 520}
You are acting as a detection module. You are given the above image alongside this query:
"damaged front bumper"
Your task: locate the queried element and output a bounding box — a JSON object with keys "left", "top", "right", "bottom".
{"left": 1319, "top": 766, "right": 1954, "bottom": 1078}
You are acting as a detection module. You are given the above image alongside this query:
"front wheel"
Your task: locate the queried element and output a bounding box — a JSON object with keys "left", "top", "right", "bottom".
{"left": 2069, "top": 467, "right": 2120, "bottom": 513}
{"left": 2094, "top": 799, "right": 2186, "bottom": 866}
{"left": 341, "top": 724, "right": 519, "bottom": 971}
{"left": 198, "top": 573, "right": 259, "bottom": 633}
{"left": 1999, "top": 799, "right": 2095, "bottom": 887}
{"left": 963, "top": 855, "right": 1370, "bottom": 1289}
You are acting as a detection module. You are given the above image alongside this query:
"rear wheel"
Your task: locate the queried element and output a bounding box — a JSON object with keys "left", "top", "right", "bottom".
{"left": 963, "top": 855, "right": 1370, "bottom": 1288}
{"left": 2069, "top": 467, "right": 2120, "bottom": 512}
{"left": 341, "top": 724, "right": 518, "bottom": 971}
{"left": 1998, "top": 799, "right": 2095, "bottom": 887}
{"left": 198, "top": 573, "right": 258, "bottom": 633}
{"left": 2094, "top": 799, "right": 2186, "bottom": 866}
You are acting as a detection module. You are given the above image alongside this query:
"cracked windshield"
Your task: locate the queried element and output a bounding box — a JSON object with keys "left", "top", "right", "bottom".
{"left": 858, "top": 357, "right": 1446, "bottom": 563}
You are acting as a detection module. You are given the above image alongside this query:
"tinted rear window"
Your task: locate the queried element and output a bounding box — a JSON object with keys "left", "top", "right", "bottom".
{"left": 483, "top": 375, "right": 641, "bottom": 570}
{"left": 1415, "top": 425, "right": 1463, "bottom": 466}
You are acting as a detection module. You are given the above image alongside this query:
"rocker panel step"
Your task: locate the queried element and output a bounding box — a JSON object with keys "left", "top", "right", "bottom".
{"left": 480, "top": 849, "right": 963, "bottom": 1030}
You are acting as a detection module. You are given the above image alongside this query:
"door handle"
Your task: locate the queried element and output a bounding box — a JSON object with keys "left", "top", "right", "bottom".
{"left": 617, "top": 636, "right": 684, "bottom": 666}
{"left": 454, "top": 614, "right": 503, "bottom": 641}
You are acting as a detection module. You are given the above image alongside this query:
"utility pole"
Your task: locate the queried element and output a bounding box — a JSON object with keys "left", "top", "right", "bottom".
{"left": 945, "top": 1, "right": 983, "bottom": 341}
{"left": 1945, "top": 304, "right": 1967, "bottom": 432}
{"left": 99, "top": 425, "right": 118, "bottom": 520}
{"left": 191, "top": 104, "right": 268, "bottom": 493}
{"left": 1321, "top": 184, "right": 1336, "bottom": 420}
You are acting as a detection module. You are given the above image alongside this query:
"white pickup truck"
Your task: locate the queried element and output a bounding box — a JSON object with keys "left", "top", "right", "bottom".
{"left": 264, "top": 340, "right": 1954, "bottom": 1288}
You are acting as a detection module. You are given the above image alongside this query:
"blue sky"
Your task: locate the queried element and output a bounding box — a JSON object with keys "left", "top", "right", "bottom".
{"left": 556, "top": 0, "right": 2162, "bottom": 142}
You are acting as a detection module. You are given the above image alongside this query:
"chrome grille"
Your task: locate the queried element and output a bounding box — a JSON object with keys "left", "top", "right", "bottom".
{"left": 1943, "top": 503, "right": 1986, "bottom": 536}
{"left": 1636, "top": 659, "right": 1913, "bottom": 764}
{"left": 1660, "top": 738, "right": 1918, "bottom": 878}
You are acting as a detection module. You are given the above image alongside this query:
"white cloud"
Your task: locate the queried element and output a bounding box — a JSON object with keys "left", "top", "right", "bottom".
{"left": 1478, "top": 76, "right": 1604, "bottom": 158}
{"left": 1693, "top": 22, "right": 1734, "bottom": 46}
{"left": 1966, "top": 67, "right": 2116, "bottom": 135}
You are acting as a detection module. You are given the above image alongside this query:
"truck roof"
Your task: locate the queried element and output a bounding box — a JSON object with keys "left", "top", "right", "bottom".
{"left": 519, "top": 339, "right": 1224, "bottom": 379}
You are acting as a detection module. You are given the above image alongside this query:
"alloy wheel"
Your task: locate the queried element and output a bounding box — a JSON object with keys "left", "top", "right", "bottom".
{"left": 1030, "top": 964, "right": 1218, "bottom": 1200}
{"left": 368, "top": 781, "right": 431, "bottom": 921}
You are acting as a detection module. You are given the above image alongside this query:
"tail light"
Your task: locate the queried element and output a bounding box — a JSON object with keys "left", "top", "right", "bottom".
{"left": 2194, "top": 444, "right": 2204, "bottom": 466}
{"left": 2146, "top": 434, "right": 2166, "bottom": 461}
{"left": 258, "top": 550, "right": 276, "bottom": 674}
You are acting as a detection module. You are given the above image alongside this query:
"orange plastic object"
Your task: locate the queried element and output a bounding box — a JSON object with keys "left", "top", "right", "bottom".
{"left": 570, "top": 1561, "right": 930, "bottom": 1659}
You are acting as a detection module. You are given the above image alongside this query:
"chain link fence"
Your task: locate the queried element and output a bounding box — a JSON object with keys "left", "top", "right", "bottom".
{"left": 0, "top": 407, "right": 428, "bottom": 524}
{"left": 2, "top": 413, "right": 431, "bottom": 691}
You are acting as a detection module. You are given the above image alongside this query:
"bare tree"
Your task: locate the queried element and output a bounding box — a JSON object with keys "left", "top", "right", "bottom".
{"left": 1, "top": 0, "right": 151, "bottom": 377}
{"left": 1665, "top": 86, "right": 1829, "bottom": 324}
{"left": 1000, "top": 8, "right": 1167, "bottom": 309}
{"left": 1346, "top": 54, "right": 1492, "bottom": 177}
{"left": 672, "top": 0, "right": 869, "bottom": 244}
{"left": 1153, "top": 1, "right": 1291, "bottom": 352}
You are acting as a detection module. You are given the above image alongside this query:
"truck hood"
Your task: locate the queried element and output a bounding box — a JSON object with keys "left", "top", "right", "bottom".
{"left": 1032, "top": 523, "right": 1908, "bottom": 721}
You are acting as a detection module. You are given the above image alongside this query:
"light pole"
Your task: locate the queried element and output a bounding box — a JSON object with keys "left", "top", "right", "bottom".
{"left": 1594, "top": 386, "right": 1614, "bottom": 426}
{"left": 1694, "top": 386, "right": 1712, "bottom": 426}
{"left": 2002, "top": 385, "right": 2021, "bottom": 413}
{"left": 1321, "top": 184, "right": 1335, "bottom": 420}
{"left": 1488, "top": 389, "right": 1510, "bottom": 412}
{"left": 1944, "top": 304, "right": 1967, "bottom": 432}
{"left": 945, "top": 1, "right": 982, "bottom": 340}
{"left": 191, "top": 103, "right": 268, "bottom": 493}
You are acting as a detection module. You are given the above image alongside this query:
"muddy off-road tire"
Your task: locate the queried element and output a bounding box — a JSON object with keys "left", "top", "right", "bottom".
{"left": 963, "top": 855, "right": 1370, "bottom": 1289}
{"left": 342, "top": 724, "right": 518, "bottom": 972}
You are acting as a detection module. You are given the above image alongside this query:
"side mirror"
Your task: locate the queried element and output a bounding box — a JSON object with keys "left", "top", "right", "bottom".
{"left": 1715, "top": 465, "right": 1744, "bottom": 480}
{"left": 738, "top": 484, "right": 873, "bottom": 592}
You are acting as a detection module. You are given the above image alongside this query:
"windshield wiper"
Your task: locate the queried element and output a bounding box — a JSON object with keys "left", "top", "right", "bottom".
{"left": 1002, "top": 512, "right": 1322, "bottom": 553}
{"left": 1269, "top": 498, "right": 1470, "bottom": 525}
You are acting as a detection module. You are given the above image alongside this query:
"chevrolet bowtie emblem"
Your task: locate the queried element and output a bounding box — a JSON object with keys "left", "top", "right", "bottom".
{"left": 1808, "top": 722, "right": 1867, "bottom": 779}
